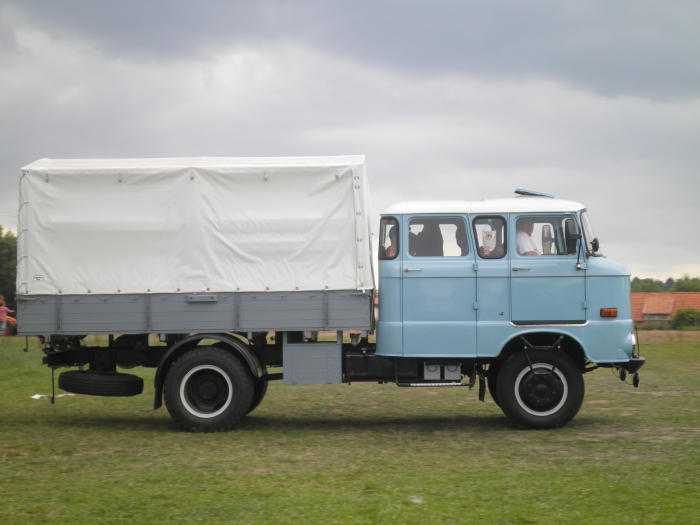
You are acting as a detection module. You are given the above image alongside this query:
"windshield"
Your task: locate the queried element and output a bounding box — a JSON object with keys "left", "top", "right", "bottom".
{"left": 580, "top": 209, "right": 597, "bottom": 253}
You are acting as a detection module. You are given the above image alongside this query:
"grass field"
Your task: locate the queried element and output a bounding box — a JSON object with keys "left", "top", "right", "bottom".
{"left": 0, "top": 334, "right": 698, "bottom": 524}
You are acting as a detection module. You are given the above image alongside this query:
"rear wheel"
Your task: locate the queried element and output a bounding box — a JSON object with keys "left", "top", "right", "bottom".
{"left": 164, "top": 347, "right": 254, "bottom": 432}
{"left": 247, "top": 378, "right": 269, "bottom": 414}
{"left": 496, "top": 350, "right": 584, "bottom": 429}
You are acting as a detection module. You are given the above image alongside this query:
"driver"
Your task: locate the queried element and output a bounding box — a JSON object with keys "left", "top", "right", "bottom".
{"left": 516, "top": 218, "right": 541, "bottom": 256}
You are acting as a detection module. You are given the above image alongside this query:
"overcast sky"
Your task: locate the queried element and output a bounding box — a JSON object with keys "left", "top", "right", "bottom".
{"left": 1, "top": 0, "right": 698, "bottom": 278}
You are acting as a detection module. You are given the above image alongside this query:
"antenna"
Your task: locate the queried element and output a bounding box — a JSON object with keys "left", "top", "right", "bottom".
{"left": 514, "top": 188, "right": 555, "bottom": 198}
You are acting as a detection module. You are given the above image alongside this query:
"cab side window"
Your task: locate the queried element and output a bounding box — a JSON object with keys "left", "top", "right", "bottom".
{"left": 409, "top": 217, "right": 468, "bottom": 257}
{"left": 378, "top": 217, "right": 399, "bottom": 260}
{"left": 515, "top": 215, "right": 577, "bottom": 256}
{"left": 473, "top": 216, "right": 506, "bottom": 259}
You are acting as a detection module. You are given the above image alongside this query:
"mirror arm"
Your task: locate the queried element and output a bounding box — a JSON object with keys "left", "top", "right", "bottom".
{"left": 575, "top": 230, "right": 589, "bottom": 268}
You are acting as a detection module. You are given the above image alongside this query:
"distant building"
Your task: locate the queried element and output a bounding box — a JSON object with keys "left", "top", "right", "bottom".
{"left": 631, "top": 292, "right": 700, "bottom": 323}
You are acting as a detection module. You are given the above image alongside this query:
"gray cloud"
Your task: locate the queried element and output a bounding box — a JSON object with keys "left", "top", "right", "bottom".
{"left": 0, "top": 3, "right": 698, "bottom": 279}
{"left": 6, "top": 0, "right": 700, "bottom": 99}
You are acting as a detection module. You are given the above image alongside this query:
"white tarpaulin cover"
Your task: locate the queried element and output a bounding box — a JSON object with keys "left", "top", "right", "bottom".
{"left": 18, "top": 156, "right": 374, "bottom": 295}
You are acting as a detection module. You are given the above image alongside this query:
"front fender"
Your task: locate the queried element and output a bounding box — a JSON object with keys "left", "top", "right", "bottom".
{"left": 477, "top": 322, "right": 592, "bottom": 361}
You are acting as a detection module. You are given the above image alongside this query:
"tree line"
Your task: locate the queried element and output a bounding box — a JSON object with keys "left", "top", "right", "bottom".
{"left": 631, "top": 276, "right": 700, "bottom": 293}
{"left": 0, "top": 226, "right": 17, "bottom": 309}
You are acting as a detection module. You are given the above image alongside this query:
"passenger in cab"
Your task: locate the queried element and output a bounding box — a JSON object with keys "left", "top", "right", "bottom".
{"left": 386, "top": 226, "right": 398, "bottom": 258}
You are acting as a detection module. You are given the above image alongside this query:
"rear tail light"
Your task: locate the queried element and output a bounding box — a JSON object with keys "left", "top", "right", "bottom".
{"left": 600, "top": 308, "right": 618, "bottom": 318}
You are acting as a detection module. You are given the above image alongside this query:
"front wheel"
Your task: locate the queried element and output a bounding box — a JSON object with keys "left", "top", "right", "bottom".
{"left": 496, "top": 350, "right": 584, "bottom": 429}
{"left": 164, "top": 347, "right": 254, "bottom": 432}
{"left": 487, "top": 363, "right": 501, "bottom": 407}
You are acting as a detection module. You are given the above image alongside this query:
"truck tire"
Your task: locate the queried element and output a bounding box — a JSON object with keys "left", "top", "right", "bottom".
{"left": 496, "top": 350, "right": 584, "bottom": 429}
{"left": 247, "top": 379, "right": 268, "bottom": 414}
{"left": 58, "top": 371, "right": 144, "bottom": 397}
{"left": 164, "top": 347, "right": 254, "bottom": 432}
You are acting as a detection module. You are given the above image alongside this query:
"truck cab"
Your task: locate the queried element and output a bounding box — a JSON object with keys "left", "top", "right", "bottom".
{"left": 372, "top": 190, "right": 643, "bottom": 427}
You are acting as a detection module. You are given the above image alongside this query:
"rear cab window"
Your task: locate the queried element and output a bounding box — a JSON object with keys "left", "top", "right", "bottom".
{"left": 408, "top": 217, "right": 468, "bottom": 257}
{"left": 378, "top": 217, "right": 399, "bottom": 260}
{"left": 472, "top": 216, "right": 507, "bottom": 259}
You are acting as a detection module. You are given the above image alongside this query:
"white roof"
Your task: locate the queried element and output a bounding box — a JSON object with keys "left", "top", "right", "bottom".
{"left": 383, "top": 197, "right": 585, "bottom": 215}
{"left": 22, "top": 155, "right": 365, "bottom": 171}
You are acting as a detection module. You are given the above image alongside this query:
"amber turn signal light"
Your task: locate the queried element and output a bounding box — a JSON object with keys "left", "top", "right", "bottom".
{"left": 600, "top": 308, "right": 618, "bottom": 318}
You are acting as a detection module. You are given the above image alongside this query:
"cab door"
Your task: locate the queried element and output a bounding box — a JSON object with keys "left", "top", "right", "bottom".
{"left": 510, "top": 214, "right": 586, "bottom": 324}
{"left": 401, "top": 215, "right": 477, "bottom": 358}
{"left": 470, "top": 215, "right": 511, "bottom": 358}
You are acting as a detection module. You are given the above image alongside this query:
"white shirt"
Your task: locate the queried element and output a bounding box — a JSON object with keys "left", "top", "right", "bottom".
{"left": 516, "top": 231, "right": 540, "bottom": 255}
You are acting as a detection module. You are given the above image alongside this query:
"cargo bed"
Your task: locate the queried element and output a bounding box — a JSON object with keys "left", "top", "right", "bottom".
{"left": 18, "top": 290, "right": 373, "bottom": 335}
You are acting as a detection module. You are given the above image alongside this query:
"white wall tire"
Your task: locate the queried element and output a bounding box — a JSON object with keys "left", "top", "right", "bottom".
{"left": 179, "top": 364, "right": 234, "bottom": 419}
{"left": 496, "top": 349, "right": 584, "bottom": 429}
{"left": 513, "top": 363, "right": 568, "bottom": 417}
{"left": 164, "top": 347, "right": 254, "bottom": 432}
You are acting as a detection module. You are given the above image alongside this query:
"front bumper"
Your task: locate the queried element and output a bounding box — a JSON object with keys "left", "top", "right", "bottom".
{"left": 614, "top": 356, "right": 645, "bottom": 374}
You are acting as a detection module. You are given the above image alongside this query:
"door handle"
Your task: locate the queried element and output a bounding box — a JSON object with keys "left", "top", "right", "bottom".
{"left": 512, "top": 267, "right": 531, "bottom": 271}
{"left": 404, "top": 268, "right": 422, "bottom": 272}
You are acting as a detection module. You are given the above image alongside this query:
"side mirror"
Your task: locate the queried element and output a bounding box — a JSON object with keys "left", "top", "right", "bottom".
{"left": 591, "top": 238, "right": 599, "bottom": 253}
{"left": 564, "top": 219, "right": 581, "bottom": 254}
{"left": 541, "top": 224, "right": 554, "bottom": 255}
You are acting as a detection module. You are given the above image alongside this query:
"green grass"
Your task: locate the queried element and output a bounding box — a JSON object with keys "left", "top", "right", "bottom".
{"left": 0, "top": 336, "right": 698, "bottom": 524}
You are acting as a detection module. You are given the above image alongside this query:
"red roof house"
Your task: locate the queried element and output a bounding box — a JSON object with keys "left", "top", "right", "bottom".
{"left": 631, "top": 292, "right": 700, "bottom": 323}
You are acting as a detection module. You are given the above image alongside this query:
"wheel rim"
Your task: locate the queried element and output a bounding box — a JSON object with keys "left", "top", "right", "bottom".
{"left": 179, "top": 365, "right": 233, "bottom": 418}
{"left": 514, "top": 362, "right": 568, "bottom": 417}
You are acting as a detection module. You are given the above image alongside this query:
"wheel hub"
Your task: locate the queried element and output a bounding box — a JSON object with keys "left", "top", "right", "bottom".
{"left": 197, "top": 379, "right": 219, "bottom": 400}
{"left": 520, "top": 371, "right": 563, "bottom": 411}
{"left": 187, "top": 371, "right": 227, "bottom": 410}
{"left": 180, "top": 365, "right": 233, "bottom": 418}
{"left": 514, "top": 363, "right": 569, "bottom": 417}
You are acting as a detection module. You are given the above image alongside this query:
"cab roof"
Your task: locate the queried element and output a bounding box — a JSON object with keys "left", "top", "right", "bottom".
{"left": 383, "top": 197, "right": 585, "bottom": 215}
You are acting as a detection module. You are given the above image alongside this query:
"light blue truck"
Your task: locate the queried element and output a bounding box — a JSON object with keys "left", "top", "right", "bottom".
{"left": 375, "top": 190, "right": 644, "bottom": 429}
{"left": 17, "top": 158, "right": 644, "bottom": 431}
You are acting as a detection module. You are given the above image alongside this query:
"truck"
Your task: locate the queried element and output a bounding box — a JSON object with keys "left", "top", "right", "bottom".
{"left": 16, "top": 156, "right": 644, "bottom": 431}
